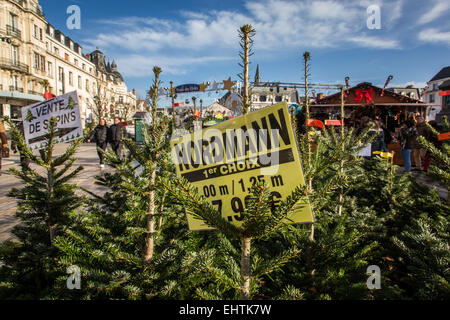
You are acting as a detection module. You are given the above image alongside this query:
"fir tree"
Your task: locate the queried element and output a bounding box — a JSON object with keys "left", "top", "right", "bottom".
{"left": 417, "top": 116, "right": 449, "bottom": 204}
{"left": 52, "top": 67, "right": 194, "bottom": 299}
{"left": 392, "top": 214, "right": 450, "bottom": 299}
{"left": 0, "top": 117, "right": 84, "bottom": 299}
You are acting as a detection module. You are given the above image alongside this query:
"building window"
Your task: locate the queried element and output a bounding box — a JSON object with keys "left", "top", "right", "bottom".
{"left": 78, "top": 76, "right": 82, "bottom": 89}
{"left": 47, "top": 62, "right": 53, "bottom": 77}
{"left": 86, "top": 79, "right": 89, "bottom": 92}
{"left": 74, "top": 59, "right": 78, "bottom": 66}
{"left": 13, "top": 75, "right": 20, "bottom": 90}
{"left": 119, "top": 96, "right": 124, "bottom": 104}
{"left": 275, "top": 96, "right": 282, "bottom": 102}
{"left": 34, "top": 53, "right": 45, "bottom": 71}
{"left": 69, "top": 72, "right": 73, "bottom": 86}
{"left": 82, "top": 63, "right": 86, "bottom": 70}
{"left": 65, "top": 53, "right": 69, "bottom": 61}
{"left": 430, "top": 94, "right": 435, "bottom": 103}
{"left": 10, "top": 13, "right": 18, "bottom": 30}
{"left": 260, "top": 95, "right": 267, "bottom": 102}
{"left": 58, "top": 67, "right": 64, "bottom": 82}
{"left": 11, "top": 45, "right": 19, "bottom": 64}
{"left": 54, "top": 47, "right": 59, "bottom": 55}
{"left": 34, "top": 52, "right": 40, "bottom": 69}
{"left": 446, "top": 96, "right": 450, "bottom": 107}
{"left": 34, "top": 25, "right": 39, "bottom": 39}
{"left": 40, "top": 28, "right": 43, "bottom": 41}
{"left": 433, "top": 84, "right": 439, "bottom": 91}
{"left": 40, "top": 56, "right": 45, "bottom": 72}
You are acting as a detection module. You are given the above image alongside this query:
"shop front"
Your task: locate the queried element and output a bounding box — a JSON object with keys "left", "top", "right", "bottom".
{"left": 312, "top": 82, "right": 428, "bottom": 166}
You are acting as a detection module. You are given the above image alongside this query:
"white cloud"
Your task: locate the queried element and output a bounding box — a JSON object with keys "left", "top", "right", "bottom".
{"left": 83, "top": 0, "right": 404, "bottom": 77}
{"left": 418, "top": 28, "right": 450, "bottom": 44}
{"left": 418, "top": 0, "right": 450, "bottom": 25}
{"left": 347, "top": 35, "right": 400, "bottom": 49}
{"left": 116, "top": 54, "right": 234, "bottom": 77}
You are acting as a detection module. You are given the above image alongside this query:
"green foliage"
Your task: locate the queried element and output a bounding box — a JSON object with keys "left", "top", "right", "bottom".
{"left": 418, "top": 116, "right": 449, "bottom": 204}
{"left": 0, "top": 117, "right": 84, "bottom": 299}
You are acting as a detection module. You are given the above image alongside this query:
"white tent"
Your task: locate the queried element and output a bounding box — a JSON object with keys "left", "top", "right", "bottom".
{"left": 202, "top": 102, "right": 232, "bottom": 117}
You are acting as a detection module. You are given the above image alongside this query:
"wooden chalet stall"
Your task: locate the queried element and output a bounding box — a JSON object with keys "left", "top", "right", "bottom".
{"left": 311, "top": 82, "right": 428, "bottom": 165}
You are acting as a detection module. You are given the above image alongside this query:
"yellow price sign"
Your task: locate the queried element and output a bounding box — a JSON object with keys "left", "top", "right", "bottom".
{"left": 171, "top": 102, "right": 314, "bottom": 231}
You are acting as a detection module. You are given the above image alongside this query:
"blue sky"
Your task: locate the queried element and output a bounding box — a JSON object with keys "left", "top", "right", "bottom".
{"left": 40, "top": 0, "right": 450, "bottom": 105}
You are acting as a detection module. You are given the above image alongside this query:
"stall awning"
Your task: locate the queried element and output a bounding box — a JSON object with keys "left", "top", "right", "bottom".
{"left": 0, "top": 90, "right": 45, "bottom": 106}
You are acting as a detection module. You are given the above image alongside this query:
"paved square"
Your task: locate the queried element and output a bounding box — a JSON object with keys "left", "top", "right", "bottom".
{"left": 0, "top": 143, "right": 112, "bottom": 243}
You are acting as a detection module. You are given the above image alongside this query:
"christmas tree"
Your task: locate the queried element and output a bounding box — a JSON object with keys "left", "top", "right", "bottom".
{"left": 0, "top": 117, "right": 84, "bottom": 299}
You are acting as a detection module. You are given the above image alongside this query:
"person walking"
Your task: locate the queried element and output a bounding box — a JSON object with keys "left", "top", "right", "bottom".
{"left": 413, "top": 116, "right": 431, "bottom": 171}
{"left": 108, "top": 117, "right": 127, "bottom": 160}
{"left": 0, "top": 119, "right": 9, "bottom": 176}
{"left": 87, "top": 119, "right": 109, "bottom": 168}
{"left": 398, "top": 120, "right": 417, "bottom": 173}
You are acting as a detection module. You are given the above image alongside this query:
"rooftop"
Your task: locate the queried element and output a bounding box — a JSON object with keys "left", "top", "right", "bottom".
{"left": 430, "top": 66, "right": 450, "bottom": 82}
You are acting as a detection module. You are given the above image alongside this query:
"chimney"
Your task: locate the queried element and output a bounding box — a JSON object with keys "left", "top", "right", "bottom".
{"left": 132, "top": 88, "right": 136, "bottom": 95}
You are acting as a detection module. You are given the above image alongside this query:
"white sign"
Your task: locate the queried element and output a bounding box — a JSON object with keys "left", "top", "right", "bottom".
{"left": 359, "top": 143, "right": 372, "bottom": 157}
{"left": 22, "top": 91, "right": 83, "bottom": 150}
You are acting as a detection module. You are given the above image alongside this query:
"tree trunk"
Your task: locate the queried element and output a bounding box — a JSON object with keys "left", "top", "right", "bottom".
{"left": 240, "top": 237, "right": 252, "bottom": 300}
{"left": 338, "top": 88, "right": 345, "bottom": 216}
{"left": 49, "top": 224, "right": 57, "bottom": 244}
{"left": 243, "top": 33, "right": 250, "bottom": 115}
{"left": 144, "top": 170, "right": 157, "bottom": 264}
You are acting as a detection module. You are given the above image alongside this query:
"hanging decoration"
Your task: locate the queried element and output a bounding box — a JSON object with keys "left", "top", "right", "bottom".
{"left": 354, "top": 88, "right": 374, "bottom": 104}
{"left": 344, "top": 76, "right": 350, "bottom": 97}
{"left": 381, "top": 75, "right": 393, "bottom": 97}
{"left": 199, "top": 82, "right": 209, "bottom": 92}
{"left": 211, "top": 81, "right": 220, "bottom": 91}
{"left": 223, "top": 77, "right": 235, "bottom": 92}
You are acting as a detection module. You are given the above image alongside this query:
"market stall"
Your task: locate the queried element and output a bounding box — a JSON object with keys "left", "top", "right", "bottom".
{"left": 311, "top": 82, "right": 428, "bottom": 166}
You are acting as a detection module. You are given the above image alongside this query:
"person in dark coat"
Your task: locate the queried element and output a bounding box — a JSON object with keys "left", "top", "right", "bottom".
{"left": 398, "top": 120, "right": 417, "bottom": 173}
{"left": 88, "top": 119, "right": 109, "bottom": 167}
{"left": 108, "top": 117, "right": 127, "bottom": 160}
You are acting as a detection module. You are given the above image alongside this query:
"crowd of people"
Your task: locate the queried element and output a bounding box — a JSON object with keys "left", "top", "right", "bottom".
{"left": 355, "top": 114, "right": 440, "bottom": 173}
{"left": 87, "top": 117, "right": 127, "bottom": 168}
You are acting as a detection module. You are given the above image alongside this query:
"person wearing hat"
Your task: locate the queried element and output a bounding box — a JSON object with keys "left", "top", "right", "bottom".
{"left": 0, "top": 119, "right": 9, "bottom": 175}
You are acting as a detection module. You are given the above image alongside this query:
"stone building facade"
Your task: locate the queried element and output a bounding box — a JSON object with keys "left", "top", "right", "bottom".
{"left": 0, "top": 0, "right": 136, "bottom": 127}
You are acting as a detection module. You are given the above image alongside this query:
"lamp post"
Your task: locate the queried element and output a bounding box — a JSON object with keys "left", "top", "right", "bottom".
{"left": 200, "top": 99, "right": 203, "bottom": 119}
{"left": 192, "top": 96, "right": 197, "bottom": 114}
